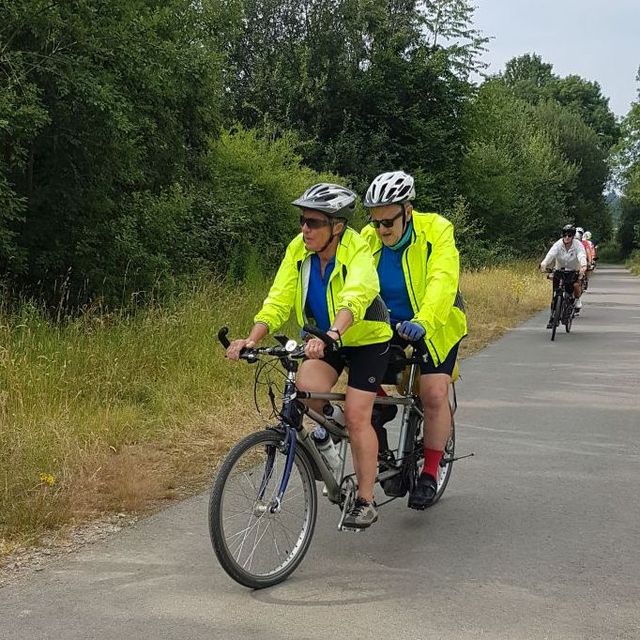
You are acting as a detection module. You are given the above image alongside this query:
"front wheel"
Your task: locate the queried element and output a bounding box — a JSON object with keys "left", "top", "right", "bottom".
{"left": 208, "top": 429, "right": 318, "bottom": 589}
{"left": 551, "top": 294, "right": 562, "bottom": 341}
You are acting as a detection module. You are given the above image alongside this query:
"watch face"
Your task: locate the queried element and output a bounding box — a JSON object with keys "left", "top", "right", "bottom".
{"left": 285, "top": 339, "right": 298, "bottom": 352}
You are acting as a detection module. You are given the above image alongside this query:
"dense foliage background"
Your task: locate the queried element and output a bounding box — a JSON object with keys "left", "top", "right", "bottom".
{"left": 1, "top": 0, "right": 634, "bottom": 308}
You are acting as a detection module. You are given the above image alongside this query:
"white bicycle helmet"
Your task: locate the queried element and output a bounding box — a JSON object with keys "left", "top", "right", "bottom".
{"left": 575, "top": 226, "right": 584, "bottom": 240}
{"left": 364, "top": 171, "right": 416, "bottom": 208}
{"left": 292, "top": 183, "right": 356, "bottom": 220}
{"left": 583, "top": 230, "right": 592, "bottom": 241}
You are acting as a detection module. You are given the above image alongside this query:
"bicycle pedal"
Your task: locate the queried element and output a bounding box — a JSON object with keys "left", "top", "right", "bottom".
{"left": 338, "top": 525, "right": 365, "bottom": 533}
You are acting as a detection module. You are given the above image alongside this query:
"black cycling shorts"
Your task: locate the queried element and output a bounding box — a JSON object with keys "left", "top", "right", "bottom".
{"left": 320, "top": 341, "right": 391, "bottom": 393}
{"left": 391, "top": 334, "right": 460, "bottom": 377}
{"left": 552, "top": 270, "right": 579, "bottom": 294}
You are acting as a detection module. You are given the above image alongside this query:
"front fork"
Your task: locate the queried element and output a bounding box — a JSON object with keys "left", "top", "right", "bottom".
{"left": 258, "top": 373, "right": 302, "bottom": 513}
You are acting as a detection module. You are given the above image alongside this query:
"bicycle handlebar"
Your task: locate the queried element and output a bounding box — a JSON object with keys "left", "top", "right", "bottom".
{"left": 394, "top": 322, "right": 429, "bottom": 361}
{"left": 217, "top": 326, "right": 329, "bottom": 362}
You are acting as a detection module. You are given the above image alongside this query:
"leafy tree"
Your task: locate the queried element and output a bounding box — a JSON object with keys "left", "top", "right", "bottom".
{"left": 220, "top": 0, "right": 485, "bottom": 204}
{"left": 550, "top": 75, "right": 620, "bottom": 151}
{"left": 421, "top": 0, "right": 488, "bottom": 76}
{"left": 613, "top": 69, "right": 640, "bottom": 253}
{"left": 461, "top": 80, "right": 577, "bottom": 247}
{"left": 502, "top": 53, "right": 555, "bottom": 102}
{"left": 534, "top": 100, "right": 612, "bottom": 240}
{"left": 1, "top": 0, "right": 224, "bottom": 304}
{"left": 501, "top": 54, "right": 620, "bottom": 149}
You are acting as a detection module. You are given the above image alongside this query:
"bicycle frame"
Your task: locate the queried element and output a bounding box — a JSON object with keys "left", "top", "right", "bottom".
{"left": 552, "top": 270, "right": 578, "bottom": 318}
{"left": 210, "top": 326, "right": 462, "bottom": 586}
{"left": 269, "top": 359, "right": 424, "bottom": 506}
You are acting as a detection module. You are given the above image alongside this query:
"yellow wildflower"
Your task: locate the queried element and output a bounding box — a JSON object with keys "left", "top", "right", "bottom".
{"left": 39, "top": 472, "right": 56, "bottom": 487}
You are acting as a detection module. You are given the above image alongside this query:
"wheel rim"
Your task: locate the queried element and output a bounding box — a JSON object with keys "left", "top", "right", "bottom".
{"left": 436, "top": 430, "right": 455, "bottom": 492}
{"left": 217, "top": 438, "right": 314, "bottom": 579}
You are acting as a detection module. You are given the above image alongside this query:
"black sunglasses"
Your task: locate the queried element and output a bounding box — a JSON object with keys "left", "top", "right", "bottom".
{"left": 299, "top": 215, "right": 331, "bottom": 230}
{"left": 369, "top": 209, "right": 404, "bottom": 229}
{"left": 562, "top": 231, "right": 575, "bottom": 237}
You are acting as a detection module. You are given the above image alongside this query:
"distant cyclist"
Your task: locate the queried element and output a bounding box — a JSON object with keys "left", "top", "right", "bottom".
{"left": 361, "top": 171, "right": 467, "bottom": 510}
{"left": 540, "top": 224, "right": 587, "bottom": 326}
{"left": 583, "top": 231, "right": 596, "bottom": 267}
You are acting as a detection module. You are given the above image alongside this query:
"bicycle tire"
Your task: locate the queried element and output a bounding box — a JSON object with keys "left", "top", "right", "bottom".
{"left": 565, "top": 307, "right": 573, "bottom": 333}
{"left": 208, "top": 429, "right": 317, "bottom": 589}
{"left": 406, "top": 410, "right": 455, "bottom": 507}
{"left": 551, "top": 294, "right": 562, "bottom": 341}
{"left": 434, "top": 419, "right": 456, "bottom": 504}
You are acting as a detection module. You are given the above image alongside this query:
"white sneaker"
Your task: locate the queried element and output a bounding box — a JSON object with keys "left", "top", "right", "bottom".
{"left": 575, "top": 299, "right": 582, "bottom": 309}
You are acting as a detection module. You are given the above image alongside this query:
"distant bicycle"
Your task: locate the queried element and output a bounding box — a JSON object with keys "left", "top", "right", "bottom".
{"left": 582, "top": 262, "right": 595, "bottom": 291}
{"left": 547, "top": 268, "right": 579, "bottom": 341}
{"left": 208, "top": 325, "right": 460, "bottom": 589}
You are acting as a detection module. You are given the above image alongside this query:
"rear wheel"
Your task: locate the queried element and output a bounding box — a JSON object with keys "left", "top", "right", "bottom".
{"left": 407, "top": 409, "right": 455, "bottom": 507}
{"left": 208, "top": 429, "right": 317, "bottom": 589}
{"left": 563, "top": 294, "right": 574, "bottom": 333}
{"left": 434, "top": 420, "right": 456, "bottom": 504}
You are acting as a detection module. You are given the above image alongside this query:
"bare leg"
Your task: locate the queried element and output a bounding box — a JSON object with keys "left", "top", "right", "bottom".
{"left": 420, "top": 373, "right": 452, "bottom": 450}
{"left": 296, "top": 359, "right": 339, "bottom": 415}
{"left": 344, "top": 386, "right": 377, "bottom": 503}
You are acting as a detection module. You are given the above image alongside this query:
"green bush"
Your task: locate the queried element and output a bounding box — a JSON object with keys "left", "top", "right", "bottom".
{"left": 199, "top": 127, "right": 341, "bottom": 280}
{"left": 597, "top": 242, "right": 623, "bottom": 263}
{"left": 625, "top": 249, "right": 640, "bottom": 274}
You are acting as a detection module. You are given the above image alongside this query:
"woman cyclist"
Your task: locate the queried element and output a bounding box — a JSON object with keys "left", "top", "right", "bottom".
{"left": 540, "top": 224, "right": 587, "bottom": 324}
{"left": 226, "top": 183, "right": 392, "bottom": 529}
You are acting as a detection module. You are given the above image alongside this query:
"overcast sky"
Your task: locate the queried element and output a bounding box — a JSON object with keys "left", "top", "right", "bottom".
{"left": 472, "top": 0, "right": 639, "bottom": 117}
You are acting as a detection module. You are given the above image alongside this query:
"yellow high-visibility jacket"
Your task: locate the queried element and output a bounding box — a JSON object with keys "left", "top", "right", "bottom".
{"left": 255, "top": 227, "right": 392, "bottom": 347}
{"left": 361, "top": 211, "right": 467, "bottom": 365}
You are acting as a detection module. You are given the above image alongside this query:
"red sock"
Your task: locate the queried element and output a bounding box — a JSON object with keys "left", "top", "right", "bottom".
{"left": 422, "top": 448, "right": 443, "bottom": 480}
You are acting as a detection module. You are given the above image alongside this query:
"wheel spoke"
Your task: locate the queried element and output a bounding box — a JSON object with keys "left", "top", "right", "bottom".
{"left": 209, "top": 431, "right": 317, "bottom": 586}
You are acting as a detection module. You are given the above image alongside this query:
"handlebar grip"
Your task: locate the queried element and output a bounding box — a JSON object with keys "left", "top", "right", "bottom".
{"left": 414, "top": 338, "right": 429, "bottom": 358}
{"left": 302, "top": 324, "right": 339, "bottom": 351}
{"left": 218, "top": 326, "right": 231, "bottom": 349}
{"left": 395, "top": 322, "right": 429, "bottom": 360}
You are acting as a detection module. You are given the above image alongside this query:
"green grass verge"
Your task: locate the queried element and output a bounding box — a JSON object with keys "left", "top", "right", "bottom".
{"left": 0, "top": 262, "right": 550, "bottom": 552}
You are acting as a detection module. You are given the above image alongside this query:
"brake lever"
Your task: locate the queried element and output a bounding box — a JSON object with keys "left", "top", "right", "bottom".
{"left": 218, "top": 326, "right": 231, "bottom": 349}
{"left": 302, "top": 324, "right": 339, "bottom": 352}
{"left": 273, "top": 334, "right": 289, "bottom": 347}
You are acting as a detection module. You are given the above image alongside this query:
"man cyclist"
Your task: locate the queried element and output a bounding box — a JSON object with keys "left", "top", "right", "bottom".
{"left": 540, "top": 224, "right": 587, "bottom": 326}
{"left": 360, "top": 171, "right": 467, "bottom": 510}
{"left": 226, "top": 183, "right": 392, "bottom": 529}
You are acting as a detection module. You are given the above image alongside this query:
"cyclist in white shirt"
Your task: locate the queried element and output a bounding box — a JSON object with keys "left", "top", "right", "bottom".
{"left": 540, "top": 224, "right": 587, "bottom": 327}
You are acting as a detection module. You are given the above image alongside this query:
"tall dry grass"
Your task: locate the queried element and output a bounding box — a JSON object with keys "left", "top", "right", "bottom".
{"left": 0, "top": 262, "right": 550, "bottom": 553}
{"left": 460, "top": 261, "right": 550, "bottom": 356}
{"left": 0, "top": 278, "right": 271, "bottom": 550}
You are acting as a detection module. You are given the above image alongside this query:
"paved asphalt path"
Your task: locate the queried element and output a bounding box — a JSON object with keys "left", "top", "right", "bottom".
{"left": 2, "top": 265, "right": 639, "bottom": 640}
